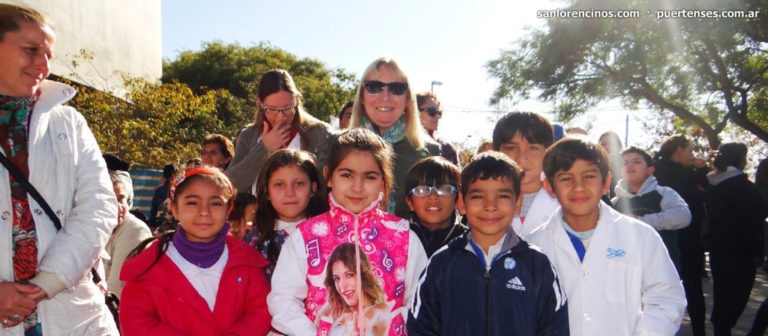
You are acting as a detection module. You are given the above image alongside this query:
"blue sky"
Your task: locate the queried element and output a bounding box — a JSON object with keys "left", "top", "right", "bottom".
{"left": 161, "top": 0, "right": 641, "bottom": 147}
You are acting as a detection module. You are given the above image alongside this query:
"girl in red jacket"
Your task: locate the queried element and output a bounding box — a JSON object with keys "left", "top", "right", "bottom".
{"left": 119, "top": 167, "right": 272, "bottom": 335}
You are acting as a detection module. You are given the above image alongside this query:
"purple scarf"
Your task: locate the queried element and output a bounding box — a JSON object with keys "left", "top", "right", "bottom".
{"left": 172, "top": 223, "right": 230, "bottom": 268}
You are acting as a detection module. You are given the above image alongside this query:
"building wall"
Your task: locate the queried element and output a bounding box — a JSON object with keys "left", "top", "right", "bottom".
{"left": 7, "top": 0, "right": 162, "bottom": 93}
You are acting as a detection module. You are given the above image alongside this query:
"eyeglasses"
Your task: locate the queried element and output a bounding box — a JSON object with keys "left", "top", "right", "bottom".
{"left": 363, "top": 81, "right": 408, "bottom": 96}
{"left": 262, "top": 103, "right": 296, "bottom": 116}
{"left": 419, "top": 107, "right": 442, "bottom": 117}
{"left": 409, "top": 185, "right": 457, "bottom": 197}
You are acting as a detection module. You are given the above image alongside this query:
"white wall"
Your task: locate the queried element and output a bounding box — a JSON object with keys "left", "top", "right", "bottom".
{"left": 6, "top": 0, "right": 162, "bottom": 93}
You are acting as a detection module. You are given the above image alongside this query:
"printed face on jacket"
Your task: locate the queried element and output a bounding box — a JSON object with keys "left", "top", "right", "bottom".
{"left": 459, "top": 177, "right": 516, "bottom": 247}
{"left": 269, "top": 165, "right": 316, "bottom": 222}
{"left": 171, "top": 179, "right": 229, "bottom": 243}
{"left": 326, "top": 150, "right": 384, "bottom": 214}
{"left": 0, "top": 21, "right": 54, "bottom": 98}
{"left": 332, "top": 260, "right": 360, "bottom": 307}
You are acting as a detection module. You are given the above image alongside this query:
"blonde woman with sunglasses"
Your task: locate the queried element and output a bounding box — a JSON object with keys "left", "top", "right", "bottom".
{"left": 227, "top": 69, "right": 333, "bottom": 193}
{"left": 349, "top": 57, "right": 440, "bottom": 217}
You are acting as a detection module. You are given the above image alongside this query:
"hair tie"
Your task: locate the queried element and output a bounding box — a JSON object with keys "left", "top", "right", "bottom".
{"left": 169, "top": 167, "right": 235, "bottom": 214}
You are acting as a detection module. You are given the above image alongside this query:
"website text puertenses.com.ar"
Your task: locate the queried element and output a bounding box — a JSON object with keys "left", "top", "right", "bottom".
{"left": 536, "top": 9, "right": 760, "bottom": 20}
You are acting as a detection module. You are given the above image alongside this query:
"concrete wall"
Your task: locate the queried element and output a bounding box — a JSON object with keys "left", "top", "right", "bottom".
{"left": 6, "top": 0, "right": 162, "bottom": 93}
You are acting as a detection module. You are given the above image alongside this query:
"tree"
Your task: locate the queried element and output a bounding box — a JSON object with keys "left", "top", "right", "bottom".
{"left": 163, "top": 41, "right": 357, "bottom": 126}
{"left": 486, "top": 0, "right": 768, "bottom": 148}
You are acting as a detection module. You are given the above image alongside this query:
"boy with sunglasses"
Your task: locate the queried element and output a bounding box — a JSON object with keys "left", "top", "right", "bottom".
{"left": 408, "top": 152, "right": 568, "bottom": 335}
{"left": 405, "top": 157, "right": 467, "bottom": 257}
{"left": 416, "top": 92, "right": 459, "bottom": 165}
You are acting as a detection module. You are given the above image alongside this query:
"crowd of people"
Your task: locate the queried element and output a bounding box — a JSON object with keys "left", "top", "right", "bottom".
{"left": 2, "top": 4, "right": 768, "bottom": 336}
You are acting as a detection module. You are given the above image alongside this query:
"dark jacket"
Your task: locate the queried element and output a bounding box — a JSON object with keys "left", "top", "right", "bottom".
{"left": 407, "top": 228, "right": 569, "bottom": 336}
{"left": 409, "top": 212, "right": 467, "bottom": 257}
{"left": 391, "top": 137, "right": 442, "bottom": 218}
{"left": 706, "top": 169, "right": 768, "bottom": 256}
{"left": 654, "top": 159, "right": 708, "bottom": 231}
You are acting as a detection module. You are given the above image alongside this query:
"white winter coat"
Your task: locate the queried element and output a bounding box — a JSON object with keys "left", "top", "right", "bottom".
{"left": 612, "top": 175, "right": 691, "bottom": 231}
{"left": 513, "top": 187, "right": 560, "bottom": 238}
{"left": 526, "top": 202, "right": 686, "bottom": 336}
{"left": 0, "top": 81, "right": 119, "bottom": 335}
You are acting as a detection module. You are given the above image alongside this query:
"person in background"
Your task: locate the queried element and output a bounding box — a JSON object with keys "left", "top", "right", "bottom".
{"left": 0, "top": 4, "right": 119, "bottom": 333}
{"left": 105, "top": 171, "right": 152, "bottom": 298}
{"left": 228, "top": 191, "right": 257, "bottom": 241}
{"left": 349, "top": 57, "right": 441, "bottom": 217}
{"left": 337, "top": 101, "right": 353, "bottom": 130}
{"left": 746, "top": 157, "right": 768, "bottom": 336}
{"left": 202, "top": 133, "right": 234, "bottom": 170}
{"left": 149, "top": 163, "right": 177, "bottom": 230}
{"left": 653, "top": 133, "right": 708, "bottom": 336}
{"left": 186, "top": 157, "right": 202, "bottom": 170}
{"left": 416, "top": 92, "right": 459, "bottom": 165}
{"left": 598, "top": 131, "right": 623, "bottom": 198}
{"left": 706, "top": 143, "right": 768, "bottom": 336}
{"left": 227, "top": 69, "right": 333, "bottom": 193}
{"left": 476, "top": 139, "right": 493, "bottom": 154}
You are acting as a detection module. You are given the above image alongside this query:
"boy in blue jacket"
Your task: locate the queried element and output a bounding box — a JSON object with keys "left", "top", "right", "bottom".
{"left": 407, "top": 152, "right": 569, "bottom": 336}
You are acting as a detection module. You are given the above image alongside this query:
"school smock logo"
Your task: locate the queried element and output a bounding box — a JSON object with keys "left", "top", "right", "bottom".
{"left": 504, "top": 257, "right": 517, "bottom": 270}
{"left": 606, "top": 248, "right": 626, "bottom": 259}
{"left": 506, "top": 277, "right": 526, "bottom": 291}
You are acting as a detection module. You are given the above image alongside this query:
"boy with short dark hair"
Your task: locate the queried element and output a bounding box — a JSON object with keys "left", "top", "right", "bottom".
{"left": 612, "top": 146, "right": 691, "bottom": 267}
{"left": 405, "top": 157, "right": 467, "bottom": 257}
{"left": 492, "top": 112, "right": 560, "bottom": 237}
{"left": 527, "top": 138, "right": 686, "bottom": 336}
{"left": 408, "top": 152, "right": 568, "bottom": 335}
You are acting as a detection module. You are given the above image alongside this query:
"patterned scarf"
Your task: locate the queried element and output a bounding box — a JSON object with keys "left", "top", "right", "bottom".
{"left": 0, "top": 94, "right": 40, "bottom": 333}
{"left": 360, "top": 115, "right": 406, "bottom": 144}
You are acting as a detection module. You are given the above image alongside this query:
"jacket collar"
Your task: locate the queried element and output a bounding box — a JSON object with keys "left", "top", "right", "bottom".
{"left": 707, "top": 166, "right": 744, "bottom": 186}
{"left": 615, "top": 175, "right": 658, "bottom": 197}
{"left": 33, "top": 80, "right": 77, "bottom": 115}
{"left": 328, "top": 192, "right": 383, "bottom": 223}
{"left": 450, "top": 225, "right": 522, "bottom": 256}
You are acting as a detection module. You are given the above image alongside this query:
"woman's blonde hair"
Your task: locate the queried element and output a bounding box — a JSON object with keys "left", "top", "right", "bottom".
{"left": 252, "top": 69, "right": 321, "bottom": 148}
{"left": 350, "top": 57, "right": 425, "bottom": 149}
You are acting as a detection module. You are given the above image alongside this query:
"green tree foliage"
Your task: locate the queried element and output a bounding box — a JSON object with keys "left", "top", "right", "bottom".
{"left": 65, "top": 76, "right": 224, "bottom": 168}
{"left": 163, "top": 41, "right": 358, "bottom": 126}
{"left": 487, "top": 0, "right": 768, "bottom": 148}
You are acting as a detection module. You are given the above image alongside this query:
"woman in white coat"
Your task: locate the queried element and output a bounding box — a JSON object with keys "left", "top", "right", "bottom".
{"left": 0, "top": 4, "right": 118, "bottom": 335}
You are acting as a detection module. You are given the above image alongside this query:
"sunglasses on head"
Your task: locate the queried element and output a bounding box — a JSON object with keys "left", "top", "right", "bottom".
{"left": 409, "top": 185, "right": 457, "bottom": 197}
{"left": 363, "top": 81, "right": 408, "bottom": 96}
{"left": 419, "top": 107, "right": 442, "bottom": 117}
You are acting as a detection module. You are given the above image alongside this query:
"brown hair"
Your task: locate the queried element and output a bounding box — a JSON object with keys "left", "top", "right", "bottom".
{"left": 203, "top": 134, "right": 234, "bottom": 158}
{"left": 253, "top": 149, "right": 327, "bottom": 264}
{"left": 415, "top": 92, "right": 441, "bottom": 109}
{"left": 543, "top": 137, "right": 611, "bottom": 188}
{"left": 656, "top": 134, "right": 690, "bottom": 161}
{"left": 0, "top": 4, "right": 54, "bottom": 41}
{"left": 325, "top": 128, "right": 394, "bottom": 209}
{"left": 323, "top": 243, "right": 386, "bottom": 319}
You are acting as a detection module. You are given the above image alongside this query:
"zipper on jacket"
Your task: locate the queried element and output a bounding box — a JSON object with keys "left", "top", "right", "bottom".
{"left": 484, "top": 267, "right": 490, "bottom": 336}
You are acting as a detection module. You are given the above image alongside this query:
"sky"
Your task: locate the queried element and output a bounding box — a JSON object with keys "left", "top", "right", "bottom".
{"left": 161, "top": 0, "right": 645, "bottom": 149}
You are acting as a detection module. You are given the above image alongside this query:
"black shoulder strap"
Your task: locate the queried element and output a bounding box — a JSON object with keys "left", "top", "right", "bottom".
{"left": 0, "top": 152, "right": 101, "bottom": 282}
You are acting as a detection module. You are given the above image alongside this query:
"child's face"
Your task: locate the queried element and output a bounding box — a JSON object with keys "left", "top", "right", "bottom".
{"left": 332, "top": 260, "right": 359, "bottom": 307}
{"left": 326, "top": 150, "right": 384, "bottom": 214}
{"left": 458, "top": 177, "right": 516, "bottom": 244}
{"left": 621, "top": 152, "right": 653, "bottom": 187}
{"left": 545, "top": 159, "right": 610, "bottom": 223}
{"left": 406, "top": 184, "right": 457, "bottom": 229}
{"left": 171, "top": 179, "right": 229, "bottom": 243}
{"left": 498, "top": 133, "right": 546, "bottom": 187}
{"left": 269, "top": 165, "right": 316, "bottom": 222}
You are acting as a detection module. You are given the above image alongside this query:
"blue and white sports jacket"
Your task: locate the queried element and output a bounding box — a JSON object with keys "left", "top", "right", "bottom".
{"left": 407, "top": 226, "right": 569, "bottom": 335}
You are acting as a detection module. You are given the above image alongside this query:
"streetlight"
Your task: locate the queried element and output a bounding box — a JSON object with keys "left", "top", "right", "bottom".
{"left": 430, "top": 80, "right": 443, "bottom": 92}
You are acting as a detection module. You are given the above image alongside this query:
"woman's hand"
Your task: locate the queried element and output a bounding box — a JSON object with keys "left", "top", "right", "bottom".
{"left": 261, "top": 121, "right": 292, "bottom": 152}
{"left": 0, "top": 282, "right": 39, "bottom": 328}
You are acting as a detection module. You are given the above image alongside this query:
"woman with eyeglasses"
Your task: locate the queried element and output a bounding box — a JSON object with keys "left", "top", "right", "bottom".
{"left": 227, "top": 69, "right": 333, "bottom": 193}
{"left": 416, "top": 92, "right": 459, "bottom": 165}
{"left": 350, "top": 57, "right": 441, "bottom": 217}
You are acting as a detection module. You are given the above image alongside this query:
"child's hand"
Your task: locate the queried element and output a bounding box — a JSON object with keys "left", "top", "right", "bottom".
{"left": 262, "top": 121, "right": 292, "bottom": 152}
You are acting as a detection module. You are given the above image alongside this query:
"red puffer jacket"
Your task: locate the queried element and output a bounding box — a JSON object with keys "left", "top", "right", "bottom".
{"left": 119, "top": 235, "right": 271, "bottom": 335}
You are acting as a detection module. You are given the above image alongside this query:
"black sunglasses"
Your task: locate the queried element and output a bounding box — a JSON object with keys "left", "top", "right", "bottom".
{"left": 419, "top": 107, "right": 442, "bottom": 117}
{"left": 363, "top": 81, "right": 408, "bottom": 96}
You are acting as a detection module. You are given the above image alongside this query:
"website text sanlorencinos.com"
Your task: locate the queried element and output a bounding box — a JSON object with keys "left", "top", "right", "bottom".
{"left": 536, "top": 9, "right": 760, "bottom": 20}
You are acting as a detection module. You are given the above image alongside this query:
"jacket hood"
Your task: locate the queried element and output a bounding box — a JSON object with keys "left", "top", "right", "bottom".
{"left": 120, "top": 234, "right": 268, "bottom": 282}
{"left": 615, "top": 175, "right": 658, "bottom": 197}
{"left": 707, "top": 166, "right": 743, "bottom": 186}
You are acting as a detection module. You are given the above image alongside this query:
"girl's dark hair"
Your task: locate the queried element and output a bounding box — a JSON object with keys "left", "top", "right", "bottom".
{"left": 325, "top": 128, "right": 394, "bottom": 208}
{"left": 756, "top": 158, "right": 768, "bottom": 189}
{"left": 713, "top": 142, "right": 748, "bottom": 171}
{"left": 656, "top": 134, "right": 690, "bottom": 160}
{"left": 254, "top": 149, "right": 327, "bottom": 264}
{"left": 323, "top": 243, "right": 385, "bottom": 319}
{"left": 128, "top": 170, "right": 235, "bottom": 276}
